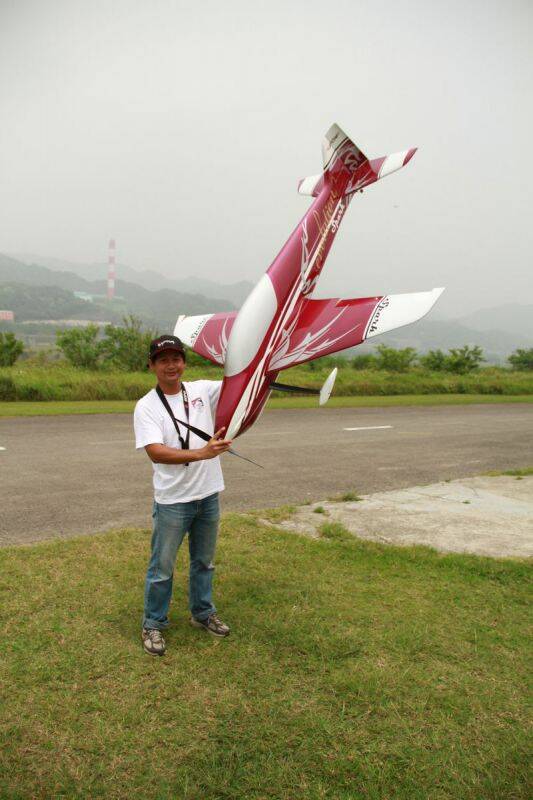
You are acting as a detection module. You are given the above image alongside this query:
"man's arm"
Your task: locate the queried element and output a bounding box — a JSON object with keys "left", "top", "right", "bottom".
{"left": 145, "top": 428, "right": 232, "bottom": 464}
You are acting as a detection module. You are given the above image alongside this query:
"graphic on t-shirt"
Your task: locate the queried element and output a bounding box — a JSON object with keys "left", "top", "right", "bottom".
{"left": 191, "top": 397, "right": 204, "bottom": 410}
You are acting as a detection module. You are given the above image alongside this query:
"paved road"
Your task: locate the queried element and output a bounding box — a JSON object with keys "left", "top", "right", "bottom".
{"left": 0, "top": 404, "right": 531, "bottom": 545}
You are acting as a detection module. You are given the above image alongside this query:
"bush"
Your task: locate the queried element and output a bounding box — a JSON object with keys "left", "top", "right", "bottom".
{"left": 0, "top": 374, "right": 17, "bottom": 401}
{"left": 445, "top": 345, "right": 485, "bottom": 374}
{"left": 99, "top": 316, "right": 157, "bottom": 372}
{"left": 419, "top": 349, "right": 448, "bottom": 371}
{"left": 419, "top": 345, "right": 485, "bottom": 374}
{"left": 301, "top": 356, "right": 350, "bottom": 372}
{"left": 508, "top": 348, "right": 533, "bottom": 371}
{"left": 184, "top": 349, "right": 216, "bottom": 368}
{"left": 0, "top": 332, "right": 24, "bottom": 366}
{"left": 350, "top": 354, "right": 377, "bottom": 370}
{"left": 56, "top": 316, "right": 159, "bottom": 372}
{"left": 374, "top": 344, "right": 417, "bottom": 372}
{"left": 56, "top": 324, "right": 101, "bottom": 369}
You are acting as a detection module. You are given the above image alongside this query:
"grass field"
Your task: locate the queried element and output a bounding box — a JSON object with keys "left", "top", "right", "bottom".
{"left": 1, "top": 362, "right": 532, "bottom": 403}
{"left": 0, "top": 514, "right": 530, "bottom": 799}
{"left": 1, "top": 394, "right": 532, "bottom": 417}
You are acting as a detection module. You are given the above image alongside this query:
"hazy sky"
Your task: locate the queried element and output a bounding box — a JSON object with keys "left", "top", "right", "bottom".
{"left": 1, "top": 0, "right": 531, "bottom": 317}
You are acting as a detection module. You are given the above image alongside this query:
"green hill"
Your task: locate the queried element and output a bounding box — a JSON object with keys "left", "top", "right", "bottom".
{"left": 13, "top": 252, "right": 256, "bottom": 305}
{"left": 0, "top": 254, "right": 235, "bottom": 329}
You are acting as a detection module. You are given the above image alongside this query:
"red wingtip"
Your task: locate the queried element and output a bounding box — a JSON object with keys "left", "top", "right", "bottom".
{"left": 403, "top": 147, "right": 417, "bottom": 165}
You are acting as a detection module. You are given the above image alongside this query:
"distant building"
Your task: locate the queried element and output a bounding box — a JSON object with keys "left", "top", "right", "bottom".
{"left": 73, "top": 291, "right": 95, "bottom": 302}
{"left": 0, "top": 310, "right": 14, "bottom": 321}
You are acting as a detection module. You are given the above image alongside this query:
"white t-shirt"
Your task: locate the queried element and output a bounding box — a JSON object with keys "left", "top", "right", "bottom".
{"left": 134, "top": 380, "right": 224, "bottom": 504}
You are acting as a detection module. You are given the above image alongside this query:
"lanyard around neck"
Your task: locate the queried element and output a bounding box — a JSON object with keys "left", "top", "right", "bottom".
{"left": 156, "top": 383, "right": 190, "bottom": 457}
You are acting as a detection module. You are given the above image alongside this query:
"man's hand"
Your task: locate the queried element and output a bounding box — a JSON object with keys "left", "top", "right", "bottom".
{"left": 144, "top": 428, "right": 232, "bottom": 464}
{"left": 200, "top": 428, "right": 233, "bottom": 460}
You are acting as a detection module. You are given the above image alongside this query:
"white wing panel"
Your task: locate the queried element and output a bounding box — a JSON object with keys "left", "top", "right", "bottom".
{"left": 174, "top": 314, "right": 213, "bottom": 347}
{"left": 364, "top": 288, "right": 444, "bottom": 339}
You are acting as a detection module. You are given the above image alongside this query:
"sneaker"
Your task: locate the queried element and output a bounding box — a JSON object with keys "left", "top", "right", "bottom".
{"left": 142, "top": 627, "right": 166, "bottom": 656}
{"left": 190, "top": 613, "right": 230, "bottom": 638}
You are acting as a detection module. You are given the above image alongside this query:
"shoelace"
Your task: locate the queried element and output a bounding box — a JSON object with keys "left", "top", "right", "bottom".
{"left": 147, "top": 629, "right": 164, "bottom": 641}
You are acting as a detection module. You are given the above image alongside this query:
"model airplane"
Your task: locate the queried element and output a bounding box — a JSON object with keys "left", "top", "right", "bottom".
{"left": 175, "top": 124, "right": 444, "bottom": 440}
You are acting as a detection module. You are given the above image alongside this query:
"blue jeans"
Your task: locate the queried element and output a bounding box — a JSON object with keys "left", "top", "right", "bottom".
{"left": 143, "top": 492, "right": 220, "bottom": 630}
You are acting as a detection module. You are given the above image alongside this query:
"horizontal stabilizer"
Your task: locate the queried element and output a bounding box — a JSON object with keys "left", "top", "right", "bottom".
{"left": 374, "top": 148, "right": 417, "bottom": 180}
{"left": 298, "top": 174, "right": 323, "bottom": 197}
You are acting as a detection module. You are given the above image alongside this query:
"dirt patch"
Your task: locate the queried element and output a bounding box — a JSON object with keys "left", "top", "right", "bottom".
{"left": 275, "top": 476, "right": 533, "bottom": 558}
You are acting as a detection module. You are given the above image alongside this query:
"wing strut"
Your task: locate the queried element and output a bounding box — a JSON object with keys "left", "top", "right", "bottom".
{"left": 270, "top": 381, "right": 319, "bottom": 395}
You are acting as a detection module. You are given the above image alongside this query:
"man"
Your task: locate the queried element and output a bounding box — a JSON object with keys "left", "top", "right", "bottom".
{"left": 134, "top": 335, "right": 232, "bottom": 656}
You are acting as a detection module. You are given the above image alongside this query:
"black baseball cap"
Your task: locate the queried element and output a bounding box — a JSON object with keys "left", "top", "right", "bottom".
{"left": 148, "top": 335, "right": 186, "bottom": 362}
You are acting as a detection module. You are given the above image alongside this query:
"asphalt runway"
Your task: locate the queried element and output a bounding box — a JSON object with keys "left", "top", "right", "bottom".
{"left": 0, "top": 404, "right": 531, "bottom": 546}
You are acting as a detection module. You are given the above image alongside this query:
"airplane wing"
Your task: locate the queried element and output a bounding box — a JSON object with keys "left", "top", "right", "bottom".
{"left": 268, "top": 288, "right": 444, "bottom": 371}
{"left": 174, "top": 312, "right": 237, "bottom": 366}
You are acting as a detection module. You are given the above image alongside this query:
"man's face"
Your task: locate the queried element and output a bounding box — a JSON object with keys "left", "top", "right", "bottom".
{"left": 149, "top": 351, "right": 186, "bottom": 383}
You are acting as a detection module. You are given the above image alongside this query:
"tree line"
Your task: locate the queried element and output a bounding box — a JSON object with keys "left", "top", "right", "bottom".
{"left": 1, "top": 320, "right": 532, "bottom": 372}
{"left": 0, "top": 316, "right": 209, "bottom": 370}
{"left": 304, "top": 344, "right": 533, "bottom": 373}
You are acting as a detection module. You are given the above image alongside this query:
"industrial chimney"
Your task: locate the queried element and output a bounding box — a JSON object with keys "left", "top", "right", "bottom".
{"left": 107, "top": 238, "right": 116, "bottom": 300}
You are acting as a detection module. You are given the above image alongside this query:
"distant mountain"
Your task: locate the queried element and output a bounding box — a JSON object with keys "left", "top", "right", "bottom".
{"left": 455, "top": 304, "right": 532, "bottom": 339}
{"left": 0, "top": 254, "right": 89, "bottom": 292}
{"left": 171, "top": 276, "right": 254, "bottom": 306}
{"left": 14, "top": 253, "right": 255, "bottom": 306}
{"left": 3, "top": 253, "right": 530, "bottom": 361}
{"left": 356, "top": 317, "right": 530, "bottom": 363}
{"left": 0, "top": 284, "right": 106, "bottom": 323}
{"left": 0, "top": 254, "right": 235, "bottom": 327}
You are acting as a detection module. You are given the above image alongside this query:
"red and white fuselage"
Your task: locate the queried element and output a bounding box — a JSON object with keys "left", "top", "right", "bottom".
{"left": 175, "top": 124, "right": 443, "bottom": 439}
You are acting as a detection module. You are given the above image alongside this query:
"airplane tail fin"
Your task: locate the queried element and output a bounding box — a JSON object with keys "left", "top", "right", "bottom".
{"left": 298, "top": 123, "right": 417, "bottom": 197}
{"left": 298, "top": 124, "right": 367, "bottom": 197}
{"left": 321, "top": 123, "right": 368, "bottom": 174}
